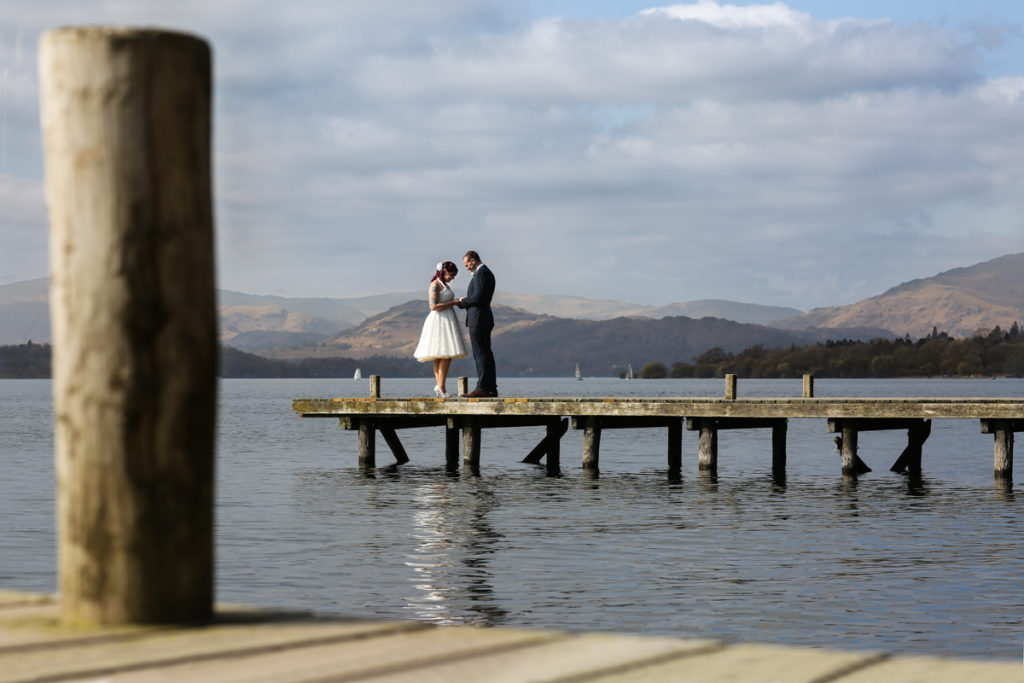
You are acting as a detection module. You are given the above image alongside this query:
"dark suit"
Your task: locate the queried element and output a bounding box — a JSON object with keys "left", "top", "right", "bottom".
{"left": 461, "top": 264, "right": 496, "bottom": 393}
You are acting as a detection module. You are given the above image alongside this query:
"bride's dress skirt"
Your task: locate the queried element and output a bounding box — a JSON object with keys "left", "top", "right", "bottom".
{"left": 414, "top": 308, "right": 469, "bottom": 361}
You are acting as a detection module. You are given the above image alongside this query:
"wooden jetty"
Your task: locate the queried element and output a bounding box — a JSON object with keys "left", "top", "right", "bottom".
{"left": 1, "top": 591, "right": 1016, "bottom": 682}
{"left": 293, "top": 375, "right": 1023, "bottom": 477}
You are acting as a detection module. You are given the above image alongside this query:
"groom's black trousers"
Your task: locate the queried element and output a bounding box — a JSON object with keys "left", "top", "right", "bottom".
{"left": 468, "top": 322, "right": 497, "bottom": 393}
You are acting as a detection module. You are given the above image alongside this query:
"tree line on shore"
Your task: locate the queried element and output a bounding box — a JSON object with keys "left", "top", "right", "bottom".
{"left": 634, "top": 324, "right": 1024, "bottom": 379}
{"left": 3, "top": 323, "right": 1023, "bottom": 379}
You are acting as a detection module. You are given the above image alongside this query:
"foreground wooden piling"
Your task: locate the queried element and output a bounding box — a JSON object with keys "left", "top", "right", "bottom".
{"left": 40, "top": 27, "right": 216, "bottom": 625}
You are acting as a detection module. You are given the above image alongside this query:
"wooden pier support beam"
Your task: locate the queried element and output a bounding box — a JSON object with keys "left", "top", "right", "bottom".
{"left": 581, "top": 418, "right": 601, "bottom": 471}
{"left": 457, "top": 376, "right": 469, "bottom": 397}
{"left": 890, "top": 420, "right": 931, "bottom": 473}
{"left": 379, "top": 428, "right": 410, "bottom": 465}
{"left": 668, "top": 421, "right": 683, "bottom": 471}
{"left": 445, "top": 419, "right": 460, "bottom": 471}
{"left": 725, "top": 374, "right": 738, "bottom": 400}
{"left": 802, "top": 374, "right": 814, "bottom": 398}
{"left": 522, "top": 418, "right": 568, "bottom": 472}
{"left": 981, "top": 419, "right": 1022, "bottom": 479}
{"left": 699, "top": 425, "right": 717, "bottom": 470}
{"left": 41, "top": 27, "right": 216, "bottom": 626}
{"left": 687, "top": 418, "right": 787, "bottom": 472}
{"left": 772, "top": 420, "right": 788, "bottom": 471}
{"left": 463, "top": 418, "right": 481, "bottom": 470}
{"left": 358, "top": 423, "right": 376, "bottom": 468}
{"left": 369, "top": 375, "right": 381, "bottom": 398}
{"left": 828, "top": 418, "right": 931, "bottom": 476}
{"left": 572, "top": 417, "right": 683, "bottom": 472}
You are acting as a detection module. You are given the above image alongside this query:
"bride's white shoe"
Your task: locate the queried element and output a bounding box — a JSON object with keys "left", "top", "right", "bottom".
{"left": 433, "top": 385, "right": 443, "bottom": 397}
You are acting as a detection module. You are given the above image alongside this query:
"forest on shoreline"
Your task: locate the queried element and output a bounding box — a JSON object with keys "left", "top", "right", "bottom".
{"left": 3, "top": 324, "right": 1022, "bottom": 380}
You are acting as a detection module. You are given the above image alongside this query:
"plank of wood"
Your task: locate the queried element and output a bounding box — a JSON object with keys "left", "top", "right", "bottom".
{"left": 357, "top": 632, "right": 720, "bottom": 683}
{"left": 0, "top": 591, "right": 54, "bottom": 608}
{"left": 92, "top": 624, "right": 566, "bottom": 682}
{"left": 835, "top": 654, "right": 1021, "bottom": 682}
{"left": 564, "top": 642, "right": 884, "bottom": 683}
{"left": 0, "top": 615, "right": 422, "bottom": 683}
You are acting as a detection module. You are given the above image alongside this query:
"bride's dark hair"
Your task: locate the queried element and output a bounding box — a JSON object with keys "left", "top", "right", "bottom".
{"left": 431, "top": 261, "right": 459, "bottom": 283}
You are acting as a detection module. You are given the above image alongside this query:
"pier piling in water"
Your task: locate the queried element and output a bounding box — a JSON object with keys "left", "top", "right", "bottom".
{"left": 295, "top": 380, "right": 1021, "bottom": 479}
{"left": 40, "top": 27, "right": 216, "bottom": 625}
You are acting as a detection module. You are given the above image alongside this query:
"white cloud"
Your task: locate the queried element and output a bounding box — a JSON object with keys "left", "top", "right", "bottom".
{"left": 1, "top": 1, "right": 1022, "bottom": 309}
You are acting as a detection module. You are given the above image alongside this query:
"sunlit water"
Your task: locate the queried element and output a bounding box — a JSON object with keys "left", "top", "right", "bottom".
{"left": 1, "top": 377, "right": 1021, "bottom": 660}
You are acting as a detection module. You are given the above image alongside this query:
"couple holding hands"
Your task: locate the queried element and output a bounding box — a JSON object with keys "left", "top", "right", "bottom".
{"left": 412, "top": 250, "right": 497, "bottom": 399}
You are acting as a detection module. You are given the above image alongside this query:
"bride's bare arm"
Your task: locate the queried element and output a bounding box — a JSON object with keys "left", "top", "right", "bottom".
{"left": 428, "top": 283, "right": 455, "bottom": 311}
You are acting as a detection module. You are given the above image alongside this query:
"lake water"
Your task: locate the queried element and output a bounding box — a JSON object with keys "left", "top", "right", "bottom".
{"left": 1, "top": 377, "right": 1021, "bottom": 660}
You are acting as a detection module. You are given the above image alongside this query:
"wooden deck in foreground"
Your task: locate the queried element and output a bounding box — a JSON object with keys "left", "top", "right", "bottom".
{"left": 0, "top": 591, "right": 1014, "bottom": 682}
{"left": 292, "top": 394, "right": 1024, "bottom": 476}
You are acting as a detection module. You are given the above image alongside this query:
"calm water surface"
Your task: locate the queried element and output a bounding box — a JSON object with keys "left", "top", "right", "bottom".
{"left": 1, "top": 377, "right": 1021, "bottom": 660}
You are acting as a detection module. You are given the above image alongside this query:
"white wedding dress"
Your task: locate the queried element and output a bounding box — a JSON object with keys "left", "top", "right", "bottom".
{"left": 413, "top": 282, "right": 469, "bottom": 361}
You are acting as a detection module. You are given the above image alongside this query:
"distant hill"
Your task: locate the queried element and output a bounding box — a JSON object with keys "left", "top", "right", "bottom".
{"left": 5, "top": 252, "right": 1021, "bottom": 347}
{"left": 258, "top": 301, "right": 552, "bottom": 361}
{"left": 1, "top": 279, "right": 804, "bottom": 347}
{"left": 773, "top": 252, "right": 1024, "bottom": 338}
{"left": 257, "top": 299, "right": 890, "bottom": 376}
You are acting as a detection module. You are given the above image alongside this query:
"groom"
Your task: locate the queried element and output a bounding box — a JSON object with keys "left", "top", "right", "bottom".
{"left": 457, "top": 250, "right": 498, "bottom": 397}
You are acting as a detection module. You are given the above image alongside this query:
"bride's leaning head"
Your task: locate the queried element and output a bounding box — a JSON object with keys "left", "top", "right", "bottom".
{"left": 432, "top": 261, "right": 459, "bottom": 283}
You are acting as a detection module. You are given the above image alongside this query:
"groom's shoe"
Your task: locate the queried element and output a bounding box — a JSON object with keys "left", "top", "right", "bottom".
{"left": 463, "top": 389, "right": 492, "bottom": 398}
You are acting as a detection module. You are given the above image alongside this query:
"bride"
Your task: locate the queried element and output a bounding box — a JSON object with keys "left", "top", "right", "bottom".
{"left": 412, "top": 261, "right": 469, "bottom": 397}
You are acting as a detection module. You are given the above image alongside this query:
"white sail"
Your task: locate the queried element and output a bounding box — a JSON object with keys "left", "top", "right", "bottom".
{"left": 625, "top": 364, "right": 633, "bottom": 380}
{"left": 353, "top": 368, "right": 362, "bottom": 380}
{"left": 575, "top": 362, "right": 582, "bottom": 380}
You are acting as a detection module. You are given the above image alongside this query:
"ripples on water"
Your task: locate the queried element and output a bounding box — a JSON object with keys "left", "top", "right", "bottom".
{"left": 1, "top": 377, "right": 1021, "bottom": 660}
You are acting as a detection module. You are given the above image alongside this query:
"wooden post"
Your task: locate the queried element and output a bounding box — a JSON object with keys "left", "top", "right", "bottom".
{"left": 698, "top": 423, "right": 718, "bottom": 470}
{"left": 40, "top": 28, "right": 215, "bottom": 626}
{"left": 667, "top": 420, "right": 682, "bottom": 471}
{"left": 802, "top": 374, "right": 814, "bottom": 398}
{"left": 546, "top": 420, "right": 562, "bottom": 474}
{"left": 582, "top": 418, "right": 601, "bottom": 470}
{"left": 457, "top": 376, "right": 469, "bottom": 397}
{"left": 725, "top": 374, "right": 737, "bottom": 400}
{"left": 379, "top": 427, "right": 409, "bottom": 464}
{"left": 981, "top": 419, "right": 1015, "bottom": 479}
{"left": 772, "top": 420, "right": 787, "bottom": 471}
{"left": 993, "top": 426, "right": 1013, "bottom": 479}
{"left": 891, "top": 420, "right": 931, "bottom": 473}
{"left": 840, "top": 424, "right": 859, "bottom": 475}
{"left": 445, "top": 418, "right": 459, "bottom": 471}
{"left": 463, "top": 418, "right": 481, "bottom": 469}
{"left": 358, "top": 422, "right": 376, "bottom": 468}
{"left": 369, "top": 375, "right": 381, "bottom": 398}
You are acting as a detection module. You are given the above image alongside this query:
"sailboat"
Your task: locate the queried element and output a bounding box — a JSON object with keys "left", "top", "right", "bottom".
{"left": 575, "top": 362, "right": 583, "bottom": 381}
{"left": 353, "top": 368, "right": 362, "bottom": 381}
{"left": 625, "top": 364, "right": 633, "bottom": 380}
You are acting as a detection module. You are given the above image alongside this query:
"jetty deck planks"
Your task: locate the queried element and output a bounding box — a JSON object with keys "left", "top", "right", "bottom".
{"left": 0, "top": 592, "right": 1015, "bottom": 682}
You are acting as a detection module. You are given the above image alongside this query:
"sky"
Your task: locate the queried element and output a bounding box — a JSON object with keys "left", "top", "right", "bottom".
{"left": 2, "top": 1, "right": 1023, "bottom": 311}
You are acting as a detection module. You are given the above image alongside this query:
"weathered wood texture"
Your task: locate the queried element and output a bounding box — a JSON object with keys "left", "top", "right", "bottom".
{"left": 294, "top": 396, "right": 1024, "bottom": 420}
{"left": 295, "top": 397, "right": 1024, "bottom": 476}
{"left": 725, "top": 374, "right": 738, "bottom": 400}
{"left": 0, "top": 593, "right": 1014, "bottom": 682}
{"left": 41, "top": 28, "right": 216, "bottom": 625}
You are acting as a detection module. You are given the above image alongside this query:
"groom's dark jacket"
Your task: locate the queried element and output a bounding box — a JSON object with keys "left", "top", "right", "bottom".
{"left": 462, "top": 264, "right": 495, "bottom": 329}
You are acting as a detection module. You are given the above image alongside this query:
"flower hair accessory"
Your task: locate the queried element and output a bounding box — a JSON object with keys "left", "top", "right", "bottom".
{"left": 435, "top": 262, "right": 443, "bottom": 271}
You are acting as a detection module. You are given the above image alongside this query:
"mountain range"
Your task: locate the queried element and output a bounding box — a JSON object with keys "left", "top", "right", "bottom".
{"left": 2, "top": 253, "right": 1022, "bottom": 364}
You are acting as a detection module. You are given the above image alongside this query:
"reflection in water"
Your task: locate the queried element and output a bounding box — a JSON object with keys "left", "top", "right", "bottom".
{"left": 904, "top": 472, "right": 928, "bottom": 496}
{"left": 403, "top": 479, "right": 508, "bottom": 625}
